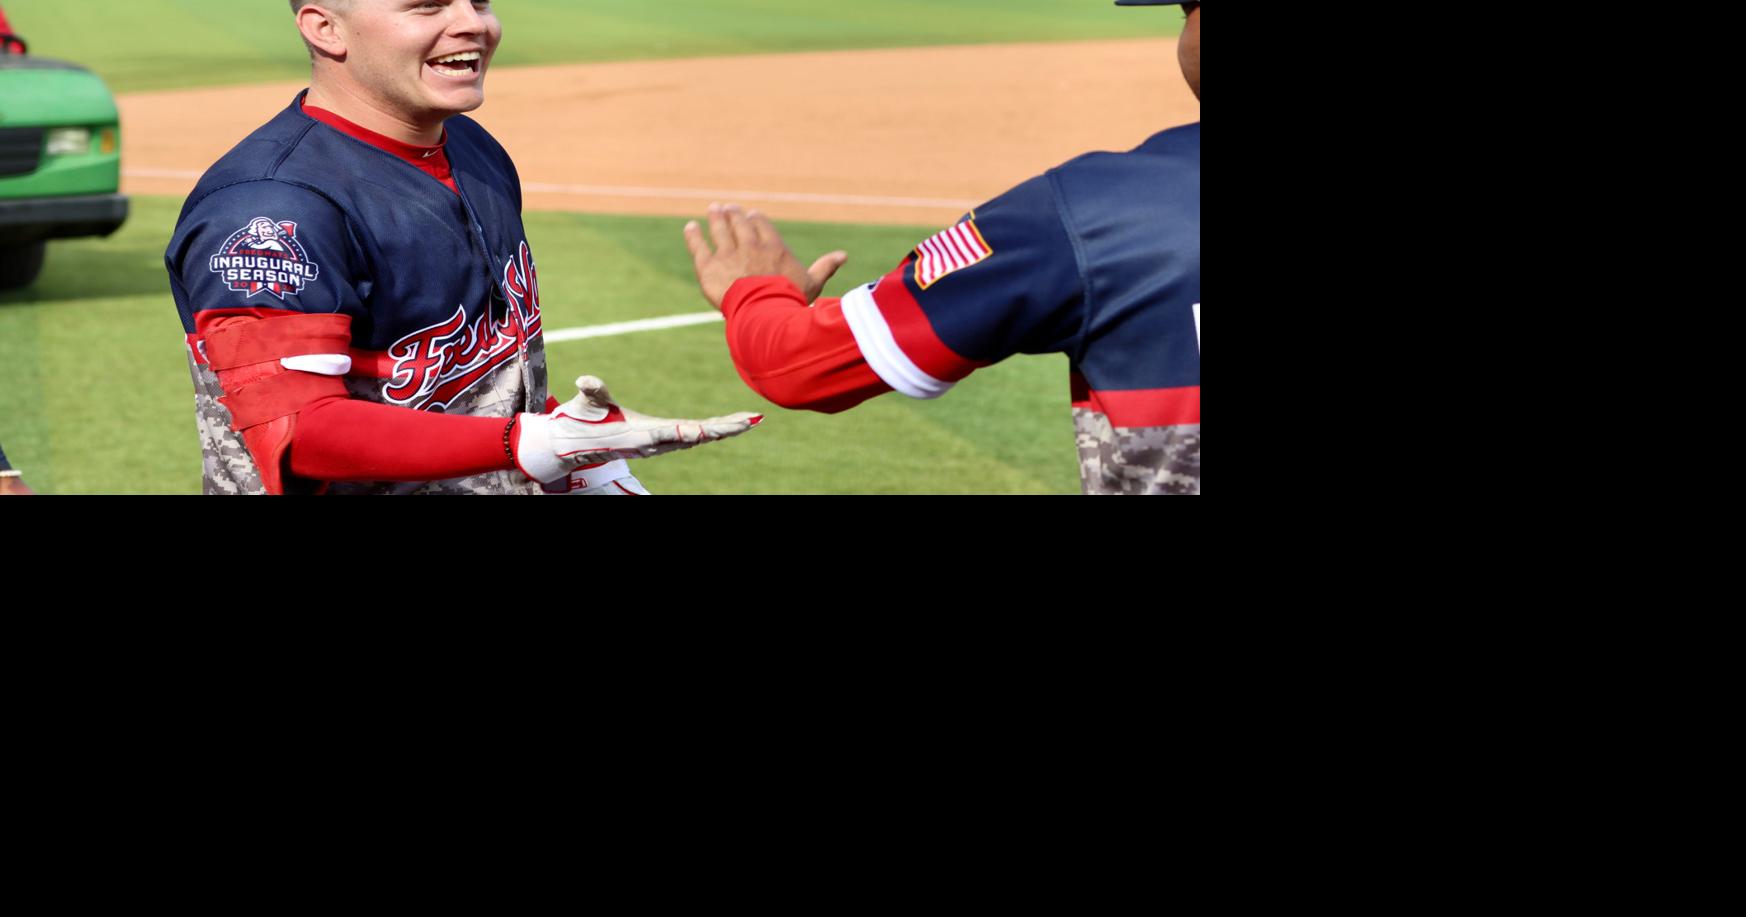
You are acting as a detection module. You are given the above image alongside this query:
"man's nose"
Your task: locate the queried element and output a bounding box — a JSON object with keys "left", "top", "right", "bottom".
{"left": 448, "top": 2, "right": 490, "bottom": 36}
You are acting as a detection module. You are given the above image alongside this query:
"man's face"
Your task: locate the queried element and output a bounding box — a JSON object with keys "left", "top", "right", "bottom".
{"left": 335, "top": 0, "right": 502, "bottom": 122}
{"left": 1178, "top": 3, "right": 1200, "bottom": 101}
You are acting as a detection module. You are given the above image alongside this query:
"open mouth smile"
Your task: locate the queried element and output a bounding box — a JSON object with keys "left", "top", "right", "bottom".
{"left": 427, "top": 51, "right": 483, "bottom": 79}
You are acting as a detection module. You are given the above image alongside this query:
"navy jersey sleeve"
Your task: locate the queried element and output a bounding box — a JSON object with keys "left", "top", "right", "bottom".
{"left": 165, "top": 180, "right": 366, "bottom": 334}
{"left": 838, "top": 174, "right": 1084, "bottom": 399}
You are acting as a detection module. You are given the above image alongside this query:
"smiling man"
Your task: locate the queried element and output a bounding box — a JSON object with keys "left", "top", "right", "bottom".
{"left": 299, "top": 0, "right": 492, "bottom": 145}
{"left": 163, "top": 1, "right": 757, "bottom": 495}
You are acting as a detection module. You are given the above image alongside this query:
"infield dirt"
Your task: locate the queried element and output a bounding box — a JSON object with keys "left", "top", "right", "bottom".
{"left": 118, "top": 38, "right": 1197, "bottom": 226}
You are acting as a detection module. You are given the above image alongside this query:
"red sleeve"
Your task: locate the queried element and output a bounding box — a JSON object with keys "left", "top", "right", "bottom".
{"left": 719, "top": 276, "right": 891, "bottom": 414}
{"left": 197, "top": 310, "right": 518, "bottom": 483}
{"left": 289, "top": 398, "right": 513, "bottom": 482}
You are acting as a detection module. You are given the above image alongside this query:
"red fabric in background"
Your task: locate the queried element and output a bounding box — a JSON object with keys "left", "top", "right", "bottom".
{"left": 1, "top": 5, "right": 28, "bottom": 55}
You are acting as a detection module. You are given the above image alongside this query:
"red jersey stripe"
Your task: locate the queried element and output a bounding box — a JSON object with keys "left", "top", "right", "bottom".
{"left": 872, "top": 264, "right": 985, "bottom": 382}
{"left": 1070, "top": 373, "right": 1201, "bottom": 428}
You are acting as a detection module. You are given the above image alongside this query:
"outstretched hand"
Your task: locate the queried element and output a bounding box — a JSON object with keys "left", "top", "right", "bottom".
{"left": 514, "top": 375, "right": 763, "bottom": 483}
{"left": 547, "top": 374, "right": 762, "bottom": 462}
{"left": 684, "top": 203, "right": 848, "bottom": 310}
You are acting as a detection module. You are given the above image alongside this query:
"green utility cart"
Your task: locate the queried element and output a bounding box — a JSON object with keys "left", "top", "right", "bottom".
{"left": 1, "top": 34, "right": 129, "bottom": 290}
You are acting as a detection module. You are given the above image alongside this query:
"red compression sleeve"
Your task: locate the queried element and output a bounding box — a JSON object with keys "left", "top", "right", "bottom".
{"left": 197, "top": 311, "right": 519, "bottom": 483}
{"left": 720, "top": 276, "right": 891, "bottom": 413}
{"left": 289, "top": 397, "right": 515, "bottom": 482}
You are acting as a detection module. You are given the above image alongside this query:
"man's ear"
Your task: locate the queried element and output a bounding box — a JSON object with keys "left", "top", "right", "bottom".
{"left": 297, "top": 4, "right": 348, "bottom": 59}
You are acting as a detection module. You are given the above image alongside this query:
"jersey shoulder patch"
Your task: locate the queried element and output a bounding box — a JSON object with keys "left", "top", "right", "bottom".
{"left": 914, "top": 219, "right": 994, "bottom": 290}
{"left": 169, "top": 179, "right": 359, "bottom": 331}
{"left": 207, "top": 216, "right": 323, "bottom": 301}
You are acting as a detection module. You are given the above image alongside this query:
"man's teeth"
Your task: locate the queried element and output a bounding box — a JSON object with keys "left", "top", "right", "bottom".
{"left": 431, "top": 52, "right": 481, "bottom": 65}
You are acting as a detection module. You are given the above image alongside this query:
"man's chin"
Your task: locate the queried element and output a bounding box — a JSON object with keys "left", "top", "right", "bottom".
{"left": 425, "top": 91, "right": 486, "bottom": 118}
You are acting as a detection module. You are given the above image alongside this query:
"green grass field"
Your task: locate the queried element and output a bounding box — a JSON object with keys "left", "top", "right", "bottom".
{"left": 0, "top": 0, "right": 1192, "bottom": 493}
{"left": 5, "top": 0, "right": 1181, "bottom": 94}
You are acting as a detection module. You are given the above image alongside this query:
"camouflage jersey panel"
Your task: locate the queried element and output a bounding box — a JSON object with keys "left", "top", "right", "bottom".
{"left": 188, "top": 344, "right": 268, "bottom": 496}
{"left": 188, "top": 337, "right": 549, "bottom": 496}
{"left": 1072, "top": 407, "right": 1201, "bottom": 495}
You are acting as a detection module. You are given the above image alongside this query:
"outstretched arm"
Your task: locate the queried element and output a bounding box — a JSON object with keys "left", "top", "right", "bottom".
{"left": 686, "top": 181, "right": 1087, "bottom": 414}
{"left": 684, "top": 204, "right": 890, "bottom": 412}
{"left": 198, "top": 311, "right": 757, "bottom": 494}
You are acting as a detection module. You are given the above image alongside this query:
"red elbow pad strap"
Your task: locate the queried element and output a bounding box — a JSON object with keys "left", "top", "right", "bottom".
{"left": 193, "top": 312, "right": 355, "bottom": 495}
{"left": 240, "top": 418, "right": 301, "bottom": 496}
{"left": 218, "top": 370, "right": 349, "bottom": 430}
{"left": 202, "top": 313, "right": 353, "bottom": 370}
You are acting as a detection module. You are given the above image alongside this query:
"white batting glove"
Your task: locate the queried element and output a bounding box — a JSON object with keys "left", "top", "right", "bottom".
{"left": 577, "top": 474, "right": 652, "bottom": 495}
{"left": 515, "top": 375, "right": 762, "bottom": 484}
{"left": 540, "top": 459, "right": 655, "bottom": 495}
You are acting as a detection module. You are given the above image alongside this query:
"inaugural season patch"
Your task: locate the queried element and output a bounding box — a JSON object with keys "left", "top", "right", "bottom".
{"left": 208, "top": 216, "right": 321, "bottom": 300}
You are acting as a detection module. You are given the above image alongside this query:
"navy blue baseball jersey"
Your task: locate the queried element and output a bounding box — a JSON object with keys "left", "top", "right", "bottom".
{"left": 838, "top": 123, "right": 1201, "bottom": 493}
{"left": 165, "top": 93, "right": 548, "bottom": 495}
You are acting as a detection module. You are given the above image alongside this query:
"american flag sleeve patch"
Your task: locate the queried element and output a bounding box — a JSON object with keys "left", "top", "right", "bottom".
{"left": 913, "top": 219, "right": 994, "bottom": 290}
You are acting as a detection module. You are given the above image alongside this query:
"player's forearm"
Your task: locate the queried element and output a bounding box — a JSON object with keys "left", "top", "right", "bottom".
{"left": 720, "top": 276, "right": 890, "bottom": 413}
{"left": 289, "top": 396, "right": 515, "bottom": 482}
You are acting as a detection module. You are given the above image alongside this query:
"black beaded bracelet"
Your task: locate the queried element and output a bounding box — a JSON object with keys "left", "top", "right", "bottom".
{"left": 502, "top": 416, "right": 518, "bottom": 462}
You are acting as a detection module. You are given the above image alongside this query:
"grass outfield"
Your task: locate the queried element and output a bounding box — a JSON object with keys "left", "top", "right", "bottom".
{"left": 0, "top": 196, "right": 1080, "bottom": 494}
{"left": 6, "top": 0, "right": 1185, "bottom": 94}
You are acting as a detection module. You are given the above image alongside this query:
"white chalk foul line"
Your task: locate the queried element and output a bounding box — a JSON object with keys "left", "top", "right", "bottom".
{"left": 543, "top": 311, "right": 722, "bottom": 343}
{"left": 123, "top": 169, "right": 977, "bottom": 210}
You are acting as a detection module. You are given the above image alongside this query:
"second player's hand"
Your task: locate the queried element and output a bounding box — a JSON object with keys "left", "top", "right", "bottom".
{"left": 684, "top": 203, "right": 848, "bottom": 310}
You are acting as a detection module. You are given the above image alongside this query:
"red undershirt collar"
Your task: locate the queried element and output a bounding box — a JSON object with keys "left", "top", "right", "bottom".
{"left": 299, "top": 95, "right": 460, "bottom": 195}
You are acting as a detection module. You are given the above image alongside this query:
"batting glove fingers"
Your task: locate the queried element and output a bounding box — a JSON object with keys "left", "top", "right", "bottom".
{"left": 516, "top": 375, "right": 761, "bottom": 482}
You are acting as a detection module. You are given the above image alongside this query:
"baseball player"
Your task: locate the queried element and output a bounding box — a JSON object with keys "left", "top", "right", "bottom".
{"left": 166, "top": 0, "right": 759, "bottom": 495}
{"left": 686, "top": 1, "right": 1200, "bottom": 495}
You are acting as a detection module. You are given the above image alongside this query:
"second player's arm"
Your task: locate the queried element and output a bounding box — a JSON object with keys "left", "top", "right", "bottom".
{"left": 686, "top": 192, "right": 1083, "bottom": 415}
